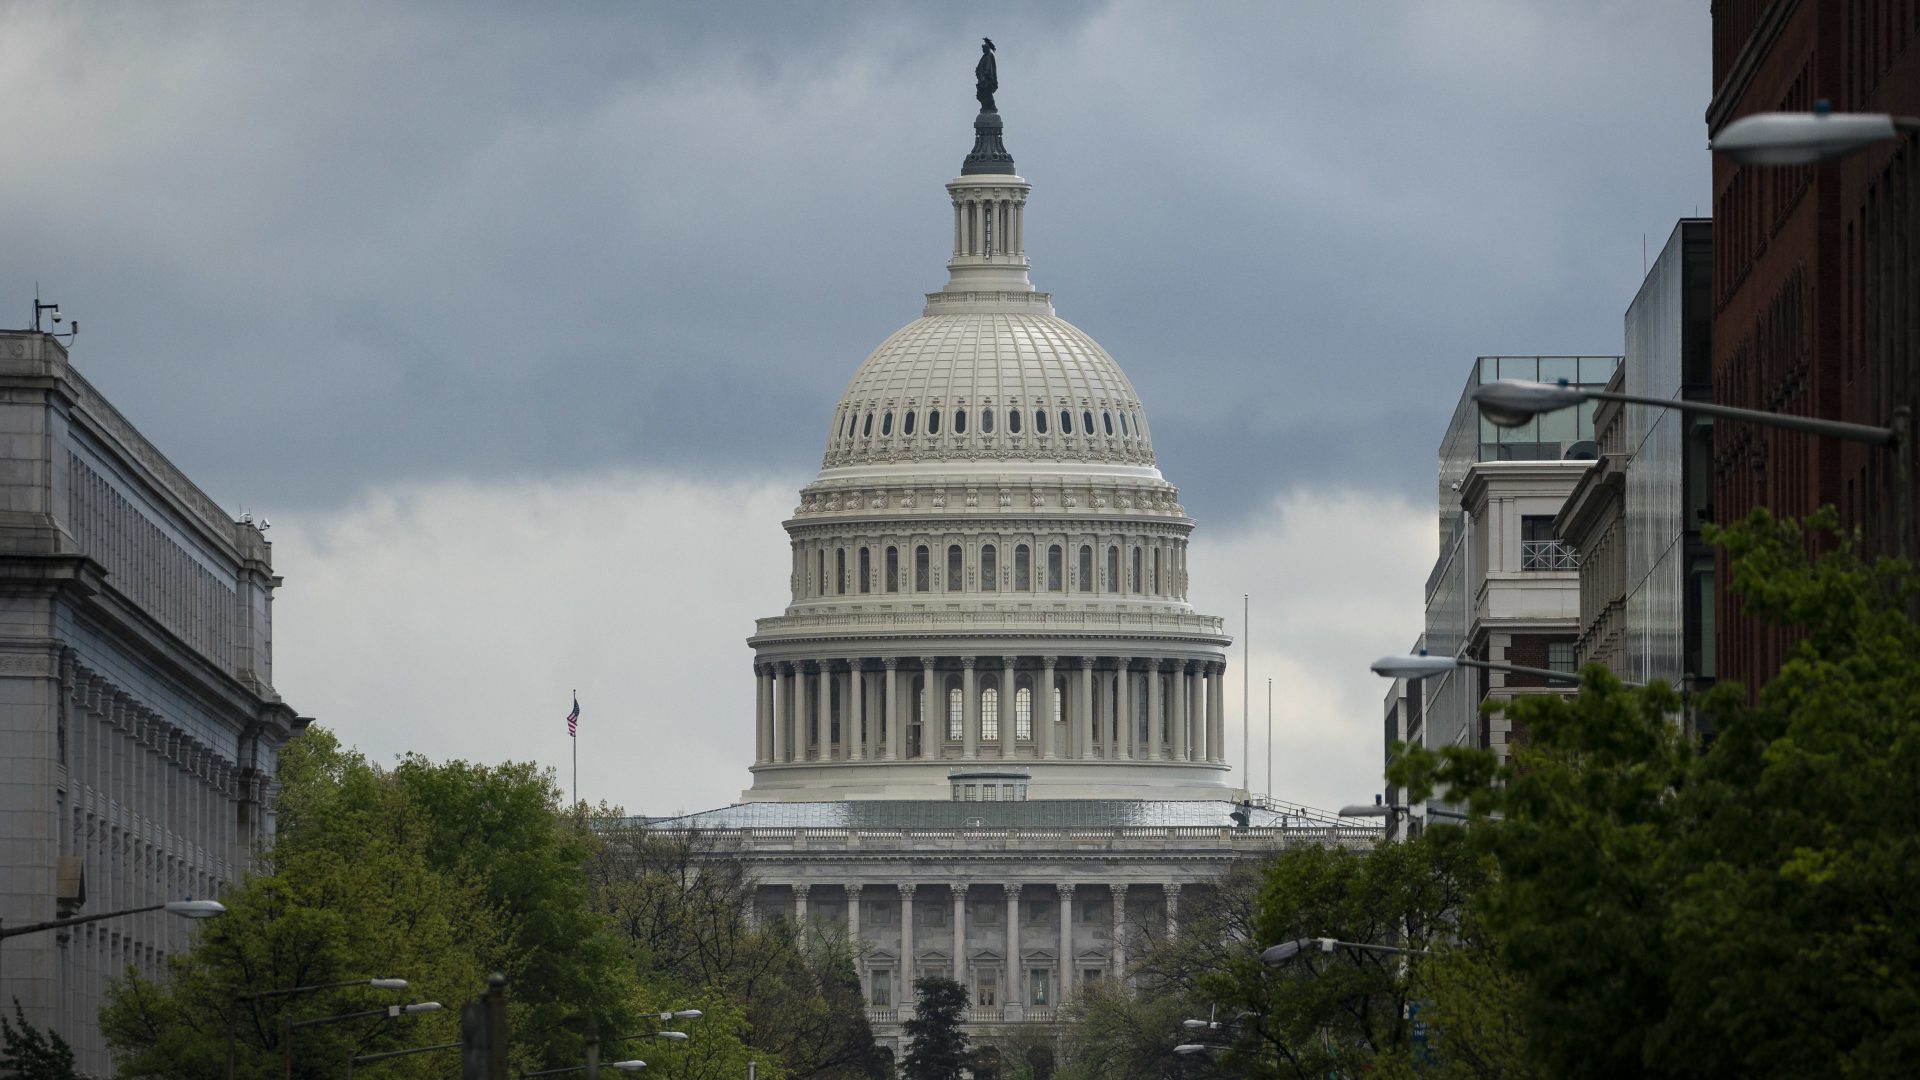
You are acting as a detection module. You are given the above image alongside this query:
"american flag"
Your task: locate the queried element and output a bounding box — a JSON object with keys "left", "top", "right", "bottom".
{"left": 565, "top": 695, "right": 580, "bottom": 738}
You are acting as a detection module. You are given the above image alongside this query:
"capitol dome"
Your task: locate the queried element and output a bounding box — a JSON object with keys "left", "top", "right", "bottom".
{"left": 741, "top": 104, "right": 1232, "bottom": 803}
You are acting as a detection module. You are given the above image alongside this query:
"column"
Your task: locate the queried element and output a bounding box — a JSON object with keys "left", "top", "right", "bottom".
{"left": 918, "top": 657, "right": 938, "bottom": 760}
{"left": 1172, "top": 661, "right": 1189, "bottom": 762}
{"left": 900, "top": 884, "right": 916, "bottom": 994}
{"left": 1040, "top": 657, "right": 1059, "bottom": 760}
{"left": 1189, "top": 662, "right": 1207, "bottom": 762}
{"left": 1117, "top": 664, "right": 1135, "bottom": 760}
{"left": 1149, "top": 661, "right": 1167, "bottom": 760}
{"left": 850, "top": 661, "right": 866, "bottom": 761}
{"left": 1207, "top": 662, "right": 1225, "bottom": 763}
{"left": 1165, "top": 883, "right": 1181, "bottom": 939}
{"left": 885, "top": 658, "right": 903, "bottom": 761}
{"left": 815, "top": 661, "right": 832, "bottom": 762}
{"left": 848, "top": 883, "right": 864, "bottom": 942}
{"left": 777, "top": 662, "right": 794, "bottom": 763}
{"left": 794, "top": 883, "right": 811, "bottom": 924}
{"left": 1000, "top": 656, "right": 1016, "bottom": 759}
{"left": 952, "top": 200, "right": 963, "bottom": 255}
{"left": 952, "top": 883, "right": 969, "bottom": 982}
{"left": 754, "top": 665, "right": 771, "bottom": 765}
{"left": 1005, "top": 883, "right": 1023, "bottom": 1005}
{"left": 1057, "top": 884, "right": 1074, "bottom": 1001}
{"left": 1109, "top": 884, "right": 1128, "bottom": 980}
{"left": 1077, "top": 657, "right": 1096, "bottom": 761}
{"left": 961, "top": 658, "right": 979, "bottom": 760}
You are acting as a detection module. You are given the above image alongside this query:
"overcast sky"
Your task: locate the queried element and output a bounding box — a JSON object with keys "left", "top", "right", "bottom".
{"left": 1, "top": 2, "right": 1711, "bottom": 815}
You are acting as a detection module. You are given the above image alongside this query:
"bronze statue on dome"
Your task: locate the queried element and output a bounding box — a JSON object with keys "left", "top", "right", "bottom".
{"left": 975, "top": 37, "right": 998, "bottom": 112}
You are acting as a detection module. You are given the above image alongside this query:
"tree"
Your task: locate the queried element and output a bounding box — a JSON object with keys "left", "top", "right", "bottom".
{"left": 1, "top": 1000, "right": 77, "bottom": 1080}
{"left": 901, "top": 976, "right": 970, "bottom": 1080}
{"left": 1394, "top": 508, "right": 1920, "bottom": 1077}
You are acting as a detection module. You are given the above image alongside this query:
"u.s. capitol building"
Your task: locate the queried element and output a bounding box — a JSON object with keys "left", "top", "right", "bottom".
{"left": 634, "top": 57, "right": 1372, "bottom": 1056}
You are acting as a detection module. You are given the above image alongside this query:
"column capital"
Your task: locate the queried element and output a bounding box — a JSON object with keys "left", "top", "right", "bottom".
{"left": 805, "top": 659, "right": 825, "bottom": 673}
{"left": 919, "top": 656, "right": 938, "bottom": 671}
{"left": 1108, "top": 883, "right": 1128, "bottom": 900}
{"left": 778, "top": 660, "right": 797, "bottom": 674}
{"left": 1056, "top": 883, "right": 1074, "bottom": 900}
{"left": 960, "top": 656, "right": 978, "bottom": 670}
{"left": 952, "top": 881, "right": 969, "bottom": 898}
{"left": 1164, "top": 882, "right": 1182, "bottom": 898}
{"left": 1004, "top": 882, "right": 1023, "bottom": 899}
{"left": 1208, "top": 660, "right": 1226, "bottom": 675}
{"left": 1078, "top": 655, "right": 1098, "bottom": 669}
{"left": 794, "top": 883, "right": 812, "bottom": 899}
{"left": 883, "top": 656, "right": 902, "bottom": 670}
{"left": 1041, "top": 655, "right": 1059, "bottom": 669}
{"left": 1158, "top": 658, "right": 1178, "bottom": 671}
{"left": 899, "top": 882, "right": 917, "bottom": 899}
{"left": 849, "top": 658, "right": 869, "bottom": 673}
{"left": 847, "top": 883, "right": 865, "bottom": 898}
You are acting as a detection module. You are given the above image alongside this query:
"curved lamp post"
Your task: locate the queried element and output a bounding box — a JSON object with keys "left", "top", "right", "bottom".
{"left": 285, "top": 1002, "right": 441, "bottom": 1080}
{"left": 230, "top": 978, "right": 408, "bottom": 1080}
{"left": 1261, "top": 937, "right": 1427, "bottom": 965}
{"left": 1711, "top": 106, "right": 1920, "bottom": 166}
{"left": 522, "top": 1062, "right": 647, "bottom": 1077}
{"left": 1368, "top": 651, "right": 1623, "bottom": 688}
{"left": 0, "top": 898, "right": 225, "bottom": 941}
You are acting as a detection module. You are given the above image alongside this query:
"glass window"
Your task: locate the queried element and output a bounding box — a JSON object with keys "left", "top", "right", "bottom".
{"left": 1132, "top": 547, "right": 1143, "bottom": 591}
{"left": 1052, "top": 679, "right": 1064, "bottom": 724}
{"left": 1030, "top": 969, "right": 1050, "bottom": 1006}
{"left": 1499, "top": 356, "right": 1539, "bottom": 381}
{"left": 886, "top": 546, "right": 899, "bottom": 592}
{"left": 955, "top": 409, "right": 967, "bottom": 434}
{"left": 1581, "top": 355, "right": 1618, "bottom": 383}
{"left": 977, "top": 973, "right": 997, "bottom": 1007}
{"left": 904, "top": 410, "right": 917, "bottom": 435}
{"left": 1009, "top": 408, "right": 1022, "bottom": 434}
{"left": 948, "top": 545, "right": 964, "bottom": 591}
{"left": 1103, "top": 411, "right": 1114, "bottom": 436}
{"left": 1548, "top": 640, "right": 1577, "bottom": 672}
{"left": 915, "top": 546, "right": 931, "bottom": 592}
{"left": 1035, "top": 410, "right": 1049, "bottom": 434}
{"left": 982, "top": 686, "right": 999, "bottom": 740}
{"left": 1079, "top": 900, "right": 1106, "bottom": 924}
{"left": 1078, "top": 545, "right": 1093, "bottom": 591}
{"left": 1015, "top": 544, "right": 1031, "bottom": 590}
{"left": 1060, "top": 410, "right": 1073, "bottom": 434}
{"left": 1150, "top": 549, "right": 1160, "bottom": 594}
{"left": 881, "top": 410, "right": 893, "bottom": 435}
{"left": 974, "top": 901, "right": 1000, "bottom": 924}
{"left": 1047, "top": 544, "right": 1064, "bottom": 591}
{"left": 1522, "top": 516, "right": 1556, "bottom": 543}
{"left": 922, "top": 903, "right": 946, "bottom": 926}
{"left": 871, "top": 973, "right": 892, "bottom": 1007}
{"left": 981, "top": 544, "right": 998, "bottom": 590}
{"left": 818, "top": 550, "right": 826, "bottom": 596}
{"left": 863, "top": 412, "right": 873, "bottom": 437}
{"left": 1119, "top": 411, "right": 1129, "bottom": 435}
{"left": 846, "top": 413, "right": 857, "bottom": 437}
{"left": 983, "top": 783, "right": 998, "bottom": 800}
{"left": 928, "top": 410, "right": 941, "bottom": 435}
{"left": 836, "top": 549, "right": 848, "bottom": 594}
{"left": 859, "top": 548, "right": 871, "bottom": 593}
{"left": 948, "top": 686, "right": 963, "bottom": 740}
{"left": 982, "top": 407, "right": 995, "bottom": 433}
{"left": 1107, "top": 546, "right": 1119, "bottom": 591}
{"left": 866, "top": 900, "right": 894, "bottom": 925}
{"left": 1083, "top": 410, "right": 1094, "bottom": 434}
{"left": 1016, "top": 685, "right": 1033, "bottom": 740}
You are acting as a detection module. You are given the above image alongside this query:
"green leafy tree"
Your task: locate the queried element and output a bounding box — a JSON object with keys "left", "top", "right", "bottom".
{"left": 1, "top": 1000, "right": 77, "bottom": 1080}
{"left": 901, "top": 976, "right": 970, "bottom": 1080}
{"left": 1394, "top": 508, "right": 1920, "bottom": 1077}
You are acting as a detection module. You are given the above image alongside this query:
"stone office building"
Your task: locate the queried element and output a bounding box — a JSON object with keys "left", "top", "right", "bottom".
{"left": 0, "top": 327, "right": 303, "bottom": 1074}
{"left": 632, "top": 71, "right": 1374, "bottom": 1059}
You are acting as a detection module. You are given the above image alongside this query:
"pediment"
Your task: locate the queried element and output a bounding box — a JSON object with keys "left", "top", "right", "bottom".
{"left": 916, "top": 949, "right": 951, "bottom": 963}
{"left": 968, "top": 948, "right": 1004, "bottom": 963}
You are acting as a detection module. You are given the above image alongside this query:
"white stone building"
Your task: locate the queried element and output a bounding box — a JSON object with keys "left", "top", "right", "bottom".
{"left": 633, "top": 85, "right": 1374, "bottom": 1059}
{"left": 0, "top": 328, "right": 303, "bottom": 1073}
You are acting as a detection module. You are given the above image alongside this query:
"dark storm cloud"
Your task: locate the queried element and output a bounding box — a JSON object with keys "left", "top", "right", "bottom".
{"left": 0, "top": 1, "right": 1705, "bottom": 523}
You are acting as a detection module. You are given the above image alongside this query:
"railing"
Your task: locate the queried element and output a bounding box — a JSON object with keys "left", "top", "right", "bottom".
{"left": 1520, "top": 540, "right": 1580, "bottom": 571}
{"left": 753, "top": 608, "right": 1228, "bottom": 637}
{"left": 867, "top": 1007, "right": 897, "bottom": 1023}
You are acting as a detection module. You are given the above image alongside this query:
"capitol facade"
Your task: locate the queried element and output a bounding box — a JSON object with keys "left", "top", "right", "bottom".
{"left": 636, "top": 68, "right": 1372, "bottom": 1058}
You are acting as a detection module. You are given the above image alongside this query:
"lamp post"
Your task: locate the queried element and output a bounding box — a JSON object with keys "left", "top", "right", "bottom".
{"left": 1711, "top": 105, "right": 1920, "bottom": 166}
{"left": 1260, "top": 937, "right": 1428, "bottom": 966}
{"left": 347, "top": 1040, "right": 459, "bottom": 1080}
{"left": 0, "top": 898, "right": 225, "bottom": 941}
{"left": 1369, "top": 651, "right": 1630, "bottom": 687}
{"left": 285, "top": 1002, "right": 441, "bottom": 1080}
{"left": 229, "top": 978, "right": 410, "bottom": 1080}
{"left": 521, "top": 1062, "right": 647, "bottom": 1077}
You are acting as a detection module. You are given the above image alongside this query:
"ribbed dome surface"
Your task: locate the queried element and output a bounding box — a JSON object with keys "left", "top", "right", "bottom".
{"left": 822, "top": 311, "right": 1155, "bottom": 469}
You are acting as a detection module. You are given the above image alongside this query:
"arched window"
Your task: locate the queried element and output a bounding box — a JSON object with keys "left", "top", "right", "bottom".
{"left": 1014, "top": 544, "right": 1031, "bottom": 590}
{"left": 1132, "top": 547, "right": 1143, "bottom": 592}
{"left": 859, "top": 548, "right": 871, "bottom": 593}
{"left": 948, "top": 545, "right": 964, "bottom": 591}
{"left": 863, "top": 412, "right": 874, "bottom": 437}
{"left": 947, "top": 686, "right": 964, "bottom": 741}
{"left": 1015, "top": 685, "right": 1033, "bottom": 741}
{"left": 1119, "top": 411, "right": 1129, "bottom": 436}
{"left": 1047, "top": 544, "right": 1064, "bottom": 591}
{"left": 981, "top": 544, "right": 998, "bottom": 591}
{"left": 836, "top": 548, "right": 847, "bottom": 594}
{"left": 904, "top": 410, "right": 917, "bottom": 435}
{"left": 1102, "top": 411, "right": 1114, "bottom": 436}
{"left": 1035, "top": 410, "right": 1049, "bottom": 434}
{"left": 982, "top": 686, "right": 999, "bottom": 741}
{"left": 1083, "top": 410, "right": 1094, "bottom": 434}
{"left": 886, "top": 546, "right": 899, "bottom": 592}
{"left": 1151, "top": 548, "right": 1160, "bottom": 594}
{"left": 929, "top": 410, "right": 942, "bottom": 435}
{"left": 915, "top": 545, "right": 931, "bottom": 591}
{"left": 881, "top": 410, "right": 894, "bottom": 435}
{"left": 1052, "top": 678, "right": 1065, "bottom": 725}
{"left": 1009, "top": 409, "right": 1023, "bottom": 434}
{"left": 846, "top": 413, "right": 858, "bottom": 438}
{"left": 982, "top": 408, "right": 995, "bottom": 433}
{"left": 1107, "top": 546, "right": 1120, "bottom": 592}
{"left": 955, "top": 409, "right": 968, "bottom": 434}
{"left": 1079, "top": 545, "right": 1094, "bottom": 591}
{"left": 1059, "top": 410, "right": 1073, "bottom": 434}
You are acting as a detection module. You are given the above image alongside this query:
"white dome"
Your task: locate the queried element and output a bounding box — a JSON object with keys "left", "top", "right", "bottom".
{"left": 822, "top": 311, "right": 1156, "bottom": 470}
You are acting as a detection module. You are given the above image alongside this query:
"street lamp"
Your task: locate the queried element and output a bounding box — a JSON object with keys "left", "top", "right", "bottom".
{"left": 0, "top": 898, "right": 226, "bottom": 941}
{"left": 1369, "top": 651, "right": 1615, "bottom": 687}
{"left": 522, "top": 1062, "right": 647, "bottom": 1077}
{"left": 1711, "top": 106, "right": 1920, "bottom": 166}
{"left": 286, "top": 1002, "right": 442, "bottom": 1080}
{"left": 1261, "top": 937, "right": 1428, "bottom": 965}
{"left": 229, "top": 978, "right": 409, "bottom": 1080}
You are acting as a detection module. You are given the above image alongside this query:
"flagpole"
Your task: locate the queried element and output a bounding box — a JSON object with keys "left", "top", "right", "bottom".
{"left": 1266, "top": 676, "right": 1273, "bottom": 804}
{"left": 572, "top": 688, "right": 578, "bottom": 810}
{"left": 1242, "top": 593, "right": 1250, "bottom": 804}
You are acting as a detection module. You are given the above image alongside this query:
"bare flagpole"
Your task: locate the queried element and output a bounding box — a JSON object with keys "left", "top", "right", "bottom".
{"left": 1242, "top": 593, "right": 1250, "bottom": 804}
{"left": 1266, "top": 677, "right": 1273, "bottom": 803}
{"left": 571, "top": 689, "right": 578, "bottom": 809}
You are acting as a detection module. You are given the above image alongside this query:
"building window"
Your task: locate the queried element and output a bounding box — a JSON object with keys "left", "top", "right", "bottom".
{"left": 1131, "top": 547, "right": 1143, "bottom": 592}
{"left": 847, "top": 412, "right": 858, "bottom": 438}
{"left": 1052, "top": 679, "right": 1064, "bottom": 725}
{"left": 955, "top": 409, "right": 967, "bottom": 434}
{"left": 929, "top": 409, "right": 942, "bottom": 435}
{"left": 973, "top": 901, "right": 1000, "bottom": 924}
{"left": 1102, "top": 411, "right": 1113, "bottom": 436}
{"left": 862, "top": 411, "right": 874, "bottom": 437}
{"left": 1059, "top": 409, "right": 1073, "bottom": 434}
{"left": 836, "top": 549, "right": 848, "bottom": 595}
{"left": 916, "top": 546, "right": 931, "bottom": 591}
{"left": 1015, "top": 544, "right": 1031, "bottom": 590}
{"left": 1548, "top": 641, "right": 1576, "bottom": 673}
{"left": 881, "top": 410, "right": 893, "bottom": 435}
{"left": 1047, "top": 544, "right": 1064, "bottom": 591}
{"left": 1081, "top": 967, "right": 1105, "bottom": 985}
{"left": 982, "top": 686, "right": 999, "bottom": 741}
{"left": 817, "top": 550, "right": 826, "bottom": 596}
{"left": 1015, "top": 686, "right": 1033, "bottom": 740}
{"left": 1078, "top": 545, "right": 1093, "bottom": 591}
{"left": 977, "top": 972, "right": 998, "bottom": 1008}
{"left": 1150, "top": 549, "right": 1160, "bottom": 594}
{"left": 1035, "top": 409, "right": 1049, "bottom": 434}
{"left": 983, "top": 783, "right": 998, "bottom": 800}
{"left": 1107, "top": 546, "right": 1119, "bottom": 591}
{"left": 886, "top": 546, "right": 899, "bottom": 592}
{"left": 1083, "top": 409, "right": 1094, "bottom": 434}
{"left": 1030, "top": 969, "right": 1051, "bottom": 1005}
{"left": 1025, "top": 899, "right": 1054, "bottom": 924}
{"left": 904, "top": 409, "right": 917, "bottom": 435}
{"left": 948, "top": 545, "right": 964, "bottom": 591}
{"left": 982, "top": 407, "right": 994, "bottom": 433}
{"left": 921, "top": 903, "right": 946, "bottom": 927}
{"left": 865, "top": 900, "right": 894, "bottom": 926}
{"left": 981, "top": 544, "right": 998, "bottom": 590}
{"left": 1119, "top": 411, "right": 1129, "bottom": 435}
{"left": 1521, "top": 515, "right": 1580, "bottom": 571}
{"left": 871, "top": 972, "right": 892, "bottom": 1007}
{"left": 948, "top": 686, "right": 963, "bottom": 741}
{"left": 1009, "top": 408, "right": 1022, "bottom": 434}
{"left": 859, "top": 548, "right": 871, "bottom": 593}
{"left": 1079, "top": 900, "right": 1106, "bottom": 925}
